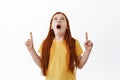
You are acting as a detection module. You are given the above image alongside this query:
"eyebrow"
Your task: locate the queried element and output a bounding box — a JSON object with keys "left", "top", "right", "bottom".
{"left": 53, "top": 16, "right": 65, "bottom": 19}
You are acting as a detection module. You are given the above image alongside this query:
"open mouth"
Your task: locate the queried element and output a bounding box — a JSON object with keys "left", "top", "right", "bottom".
{"left": 56, "top": 24, "right": 61, "bottom": 29}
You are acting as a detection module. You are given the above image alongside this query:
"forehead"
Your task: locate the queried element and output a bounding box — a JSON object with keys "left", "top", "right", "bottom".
{"left": 53, "top": 13, "right": 66, "bottom": 18}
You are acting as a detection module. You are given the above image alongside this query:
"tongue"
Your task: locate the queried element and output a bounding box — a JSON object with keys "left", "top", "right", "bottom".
{"left": 57, "top": 25, "right": 61, "bottom": 29}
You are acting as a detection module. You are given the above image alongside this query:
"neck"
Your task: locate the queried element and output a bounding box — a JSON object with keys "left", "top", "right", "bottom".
{"left": 55, "top": 35, "right": 64, "bottom": 41}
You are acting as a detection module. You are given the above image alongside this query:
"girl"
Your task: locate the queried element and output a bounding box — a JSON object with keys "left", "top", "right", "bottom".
{"left": 25, "top": 12, "right": 93, "bottom": 80}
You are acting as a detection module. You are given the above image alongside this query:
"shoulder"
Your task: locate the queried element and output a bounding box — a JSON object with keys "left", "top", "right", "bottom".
{"left": 74, "top": 39, "right": 80, "bottom": 44}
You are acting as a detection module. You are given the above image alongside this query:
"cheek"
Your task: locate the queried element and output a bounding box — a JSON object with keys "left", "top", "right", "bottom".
{"left": 51, "top": 23, "right": 56, "bottom": 29}
{"left": 64, "top": 22, "right": 67, "bottom": 28}
{"left": 63, "top": 26, "right": 67, "bottom": 30}
{"left": 62, "top": 26, "right": 67, "bottom": 32}
{"left": 63, "top": 23, "right": 67, "bottom": 29}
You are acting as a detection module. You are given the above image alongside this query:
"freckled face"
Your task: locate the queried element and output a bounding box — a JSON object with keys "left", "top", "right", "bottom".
{"left": 51, "top": 13, "right": 67, "bottom": 36}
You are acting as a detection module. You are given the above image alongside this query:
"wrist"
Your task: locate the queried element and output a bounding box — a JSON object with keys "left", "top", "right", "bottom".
{"left": 85, "top": 49, "right": 91, "bottom": 54}
{"left": 29, "top": 48, "right": 35, "bottom": 52}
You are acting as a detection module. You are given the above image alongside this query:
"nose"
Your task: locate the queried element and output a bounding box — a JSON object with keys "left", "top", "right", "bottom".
{"left": 57, "top": 18, "right": 61, "bottom": 22}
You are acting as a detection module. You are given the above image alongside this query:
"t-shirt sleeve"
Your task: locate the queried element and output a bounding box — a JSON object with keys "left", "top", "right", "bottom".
{"left": 75, "top": 40, "right": 83, "bottom": 57}
{"left": 38, "top": 42, "right": 43, "bottom": 55}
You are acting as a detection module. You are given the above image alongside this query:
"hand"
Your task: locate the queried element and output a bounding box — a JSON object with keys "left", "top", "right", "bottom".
{"left": 84, "top": 32, "right": 93, "bottom": 52}
{"left": 25, "top": 32, "right": 34, "bottom": 51}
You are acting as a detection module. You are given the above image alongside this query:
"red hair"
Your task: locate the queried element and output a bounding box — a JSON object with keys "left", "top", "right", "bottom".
{"left": 41, "top": 12, "right": 79, "bottom": 76}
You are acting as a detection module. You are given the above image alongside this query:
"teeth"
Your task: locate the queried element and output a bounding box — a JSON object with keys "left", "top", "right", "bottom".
{"left": 57, "top": 24, "right": 61, "bottom": 29}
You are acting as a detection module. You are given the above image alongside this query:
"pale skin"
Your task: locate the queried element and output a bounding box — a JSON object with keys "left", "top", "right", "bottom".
{"left": 25, "top": 13, "right": 93, "bottom": 69}
{"left": 77, "top": 32, "right": 93, "bottom": 68}
{"left": 25, "top": 32, "right": 93, "bottom": 69}
{"left": 25, "top": 32, "right": 41, "bottom": 68}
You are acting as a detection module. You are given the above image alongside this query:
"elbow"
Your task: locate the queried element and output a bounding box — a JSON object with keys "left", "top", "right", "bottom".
{"left": 78, "top": 66, "right": 83, "bottom": 69}
{"left": 77, "top": 64, "right": 84, "bottom": 69}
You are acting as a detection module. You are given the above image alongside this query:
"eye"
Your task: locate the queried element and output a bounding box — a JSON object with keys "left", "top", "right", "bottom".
{"left": 54, "top": 17, "right": 57, "bottom": 20}
{"left": 61, "top": 17, "right": 65, "bottom": 20}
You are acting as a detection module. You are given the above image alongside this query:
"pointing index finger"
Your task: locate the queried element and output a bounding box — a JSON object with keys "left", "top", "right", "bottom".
{"left": 86, "top": 32, "right": 88, "bottom": 41}
{"left": 30, "top": 32, "right": 33, "bottom": 41}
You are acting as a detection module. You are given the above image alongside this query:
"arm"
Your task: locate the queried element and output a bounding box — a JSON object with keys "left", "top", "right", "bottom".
{"left": 77, "top": 32, "right": 93, "bottom": 69}
{"left": 28, "top": 48, "right": 41, "bottom": 68}
{"left": 25, "top": 32, "right": 41, "bottom": 68}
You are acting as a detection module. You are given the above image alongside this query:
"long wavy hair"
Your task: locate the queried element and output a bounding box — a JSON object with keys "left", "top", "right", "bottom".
{"left": 41, "top": 12, "right": 79, "bottom": 76}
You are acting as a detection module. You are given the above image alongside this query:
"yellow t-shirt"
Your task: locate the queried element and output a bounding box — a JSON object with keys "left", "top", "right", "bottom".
{"left": 38, "top": 39, "right": 83, "bottom": 80}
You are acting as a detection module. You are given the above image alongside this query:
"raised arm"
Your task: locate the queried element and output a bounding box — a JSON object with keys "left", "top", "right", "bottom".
{"left": 25, "top": 32, "right": 41, "bottom": 68}
{"left": 77, "top": 32, "right": 93, "bottom": 69}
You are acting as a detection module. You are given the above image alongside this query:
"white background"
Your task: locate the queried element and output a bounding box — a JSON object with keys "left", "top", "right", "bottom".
{"left": 0, "top": 0, "right": 120, "bottom": 80}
